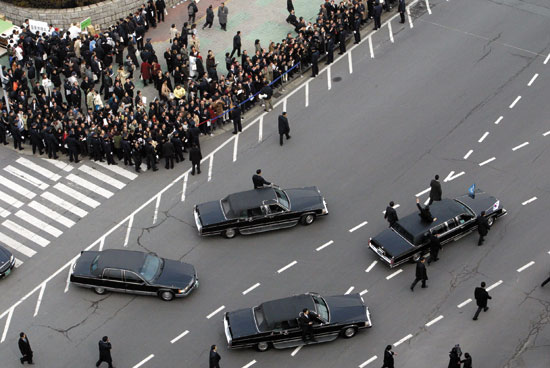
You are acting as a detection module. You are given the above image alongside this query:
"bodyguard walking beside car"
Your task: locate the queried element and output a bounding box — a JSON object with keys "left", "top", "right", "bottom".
{"left": 18, "top": 332, "right": 33, "bottom": 365}
{"left": 429, "top": 174, "right": 442, "bottom": 204}
{"left": 209, "top": 344, "right": 221, "bottom": 368}
{"left": 382, "top": 344, "right": 396, "bottom": 368}
{"left": 384, "top": 201, "right": 398, "bottom": 227}
{"left": 427, "top": 232, "right": 441, "bottom": 264}
{"left": 278, "top": 112, "right": 291, "bottom": 146}
{"left": 476, "top": 211, "right": 490, "bottom": 246}
{"left": 473, "top": 281, "right": 491, "bottom": 320}
{"left": 96, "top": 336, "right": 114, "bottom": 368}
{"left": 410, "top": 258, "right": 428, "bottom": 291}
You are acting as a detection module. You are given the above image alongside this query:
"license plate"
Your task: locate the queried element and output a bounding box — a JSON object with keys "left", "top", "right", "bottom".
{"left": 4, "top": 269, "right": 10, "bottom": 276}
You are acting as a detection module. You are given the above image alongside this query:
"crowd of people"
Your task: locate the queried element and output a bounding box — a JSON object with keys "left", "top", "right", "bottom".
{"left": 0, "top": 0, "right": 398, "bottom": 173}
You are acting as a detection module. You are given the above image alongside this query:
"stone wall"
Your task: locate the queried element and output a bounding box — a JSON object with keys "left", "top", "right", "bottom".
{"left": 0, "top": 0, "right": 178, "bottom": 31}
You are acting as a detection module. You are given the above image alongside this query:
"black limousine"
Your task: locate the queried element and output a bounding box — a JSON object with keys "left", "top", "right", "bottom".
{"left": 369, "top": 190, "right": 507, "bottom": 267}
{"left": 0, "top": 245, "right": 15, "bottom": 279}
{"left": 224, "top": 292, "right": 372, "bottom": 351}
{"left": 194, "top": 186, "right": 328, "bottom": 238}
{"left": 70, "top": 249, "right": 198, "bottom": 301}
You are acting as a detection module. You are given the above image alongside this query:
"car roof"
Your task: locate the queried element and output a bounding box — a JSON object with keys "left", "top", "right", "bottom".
{"left": 223, "top": 188, "right": 277, "bottom": 218}
{"left": 261, "top": 294, "right": 315, "bottom": 328}
{"left": 96, "top": 249, "right": 147, "bottom": 274}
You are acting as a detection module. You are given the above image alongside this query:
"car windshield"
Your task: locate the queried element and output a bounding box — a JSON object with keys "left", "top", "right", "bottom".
{"left": 454, "top": 200, "right": 476, "bottom": 216}
{"left": 274, "top": 188, "right": 290, "bottom": 210}
{"left": 90, "top": 254, "right": 100, "bottom": 273}
{"left": 392, "top": 223, "right": 415, "bottom": 244}
{"left": 312, "top": 295, "right": 329, "bottom": 322}
{"left": 139, "top": 254, "right": 163, "bottom": 282}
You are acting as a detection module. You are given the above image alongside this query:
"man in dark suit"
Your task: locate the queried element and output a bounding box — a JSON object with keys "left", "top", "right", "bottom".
{"left": 252, "top": 169, "right": 271, "bottom": 189}
{"left": 398, "top": 0, "right": 406, "bottom": 23}
{"left": 473, "top": 282, "right": 491, "bottom": 320}
{"left": 230, "top": 31, "right": 242, "bottom": 58}
{"left": 410, "top": 258, "right": 428, "bottom": 291}
{"left": 373, "top": 1, "right": 383, "bottom": 30}
{"left": 189, "top": 144, "right": 202, "bottom": 175}
{"left": 325, "top": 33, "right": 335, "bottom": 65}
{"left": 96, "top": 336, "right": 113, "bottom": 368}
{"left": 429, "top": 174, "right": 442, "bottom": 204}
{"left": 384, "top": 201, "right": 398, "bottom": 227}
{"left": 476, "top": 211, "right": 490, "bottom": 246}
{"left": 427, "top": 232, "right": 441, "bottom": 264}
{"left": 18, "top": 332, "right": 33, "bottom": 365}
{"left": 278, "top": 112, "right": 291, "bottom": 146}
{"left": 298, "top": 308, "right": 323, "bottom": 343}
{"left": 416, "top": 198, "right": 436, "bottom": 223}
{"left": 209, "top": 344, "right": 221, "bottom": 368}
{"left": 162, "top": 138, "right": 175, "bottom": 169}
{"left": 231, "top": 104, "right": 242, "bottom": 134}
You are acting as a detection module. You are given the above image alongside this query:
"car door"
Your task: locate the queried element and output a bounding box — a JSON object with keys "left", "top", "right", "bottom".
{"left": 123, "top": 271, "right": 153, "bottom": 296}
{"left": 273, "top": 319, "right": 303, "bottom": 348}
{"left": 102, "top": 268, "right": 125, "bottom": 292}
{"left": 453, "top": 213, "right": 476, "bottom": 239}
{"left": 266, "top": 204, "right": 298, "bottom": 230}
{"left": 239, "top": 207, "right": 268, "bottom": 234}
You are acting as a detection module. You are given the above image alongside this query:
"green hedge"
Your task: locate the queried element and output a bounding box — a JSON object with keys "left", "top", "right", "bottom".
{"left": 3, "top": 0, "right": 103, "bottom": 9}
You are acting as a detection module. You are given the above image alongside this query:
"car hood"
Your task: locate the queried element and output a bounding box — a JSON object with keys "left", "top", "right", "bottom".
{"left": 285, "top": 187, "right": 324, "bottom": 212}
{"left": 371, "top": 228, "right": 413, "bottom": 258}
{"left": 0, "top": 246, "right": 12, "bottom": 264}
{"left": 73, "top": 251, "right": 100, "bottom": 277}
{"left": 196, "top": 200, "right": 226, "bottom": 226}
{"left": 154, "top": 259, "right": 195, "bottom": 288}
{"left": 324, "top": 294, "right": 367, "bottom": 324}
{"left": 455, "top": 191, "right": 501, "bottom": 216}
{"left": 226, "top": 308, "right": 258, "bottom": 339}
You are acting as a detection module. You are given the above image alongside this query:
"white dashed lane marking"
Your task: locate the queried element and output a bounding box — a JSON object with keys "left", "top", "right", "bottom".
{"left": 457, "top": 299, "right": 472, "bottom": 308}
{"left": 359, "top": 356, "right": 378, "bottom": 368}
{"left": 360, "top": 289, "right": 368, "bottom": 296}
{"left": 132, "top": 354, "right": 155, "bottom": 368}
{"left": 345, "top": 286, "right": 355, "bottom": 295}
{"left": 386, "top": 269, "right": 403, "bottom": 280}
{"left": 517, "top": 261, "right": 535, "bottom": 273}
{"left": 365, "top": 260, "right": 378, "bottom": 273}
{"left": 512, "top": 142, "right": 529, "bottom": 151}
{"left": 478, "top": 132, "right": 489, "bottom": 143}
{"left": 242, "top": 283, "right": 261, "bottom": 295}
{"left": 543, "top": 131, "right": 550, "bottom": 137}
{"left": 170, "top": 330, "right": 189, "bottom": 344}
{"left": 479, "top": 157, "right": 496, "bottom": 166}
{"left": 291, "top": 345, "right": 302, "bottom": 357}
{"left": 242, "top": 360, "right": 257, "bottom": 368}
{"left": 394, "top": 333, "right": 413, "bottom": 347}
{"left": 522, "top": 197, "right": 537, "bottom": 205}
{"left": 206, "top": 305, "right": 225, "bottom": 319}
{"left": 486, "top": 280, "right": 503, "bottom": 291}
{"left": 416, "top": 187, "right": 430, "bottom": 197}
{"left": 527, "top": 73, "right": 539, "bottom": 86}
{"left": 425, "top": 315, "right": 444, "bottom": 327}
{"left": 277, "top": 260, "right": 297, "bottom": 273}
{"left": 544, "top": 52, "right": 550, "bottom": 64}
{"left": 494, "top": 116, "right": 503, "bottom": 125}
{"left": 349, "top": 221, "right": 368, "bottom": 232}
{"left": 463, "top": 150, "right": 473, "bottom": 159}
{"left": 509, "top": 95, "right": 522, "bottom": 109}
{"left": 316, "top": 240, "right": 334, "bottom": 251}
{"left": 444, "top": 171, "right": 465, "bottom": 182}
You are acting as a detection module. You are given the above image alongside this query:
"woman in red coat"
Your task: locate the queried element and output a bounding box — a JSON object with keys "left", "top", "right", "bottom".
{"left": 140, "top": 61, "right": 152, "bottom": 86}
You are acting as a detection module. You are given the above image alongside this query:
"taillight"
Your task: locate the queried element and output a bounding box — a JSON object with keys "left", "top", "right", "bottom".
{"left": 390, "top": 258, "right": 394, "bottom": 266}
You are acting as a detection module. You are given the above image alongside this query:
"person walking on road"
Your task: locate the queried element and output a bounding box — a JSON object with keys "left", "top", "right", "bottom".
{"left": 461, "top": 352, "right": 473, "bottom": 368}
{"left": 218, "top": 3, "right": 229, "bottom": 31}
{"left": 410, "top": 258, "right": 428, "bottom": 291}
{"left": 187, "top": 0, "right": 198, "bottom": 23}
{"left": 96, "top": 336, "right": 114, "bottom": 368}
{"left": 448, "top": 344, "right": 462, "bottom": 368}
{"left": 541, "top": 271, "right": 550, "bottom": 287}
{"left": 398, "top": 0, "right": 406, "bottom": 23}
{"left": 260, "top": 82, "right": 273, "bottom": 112}
{"left": 384, "top": 201, "right": 398, "bottom": 227}
{"left": 203, "top": 5, "right": 214, "bottom": 30}
{"left": 230, "top": 31, "right": 242, "bottom": 58}
{"left": 189, "top": 144, "right": 202, "bottom": 175}
{"left": 373, "top": 1, "right": 383, "bottom": 30}
{"left": 18, "top": 332, "right": 33, "bottom": 365}
{"left": 382, "top": 344, "right": 396, "bottom": 368}
{"left": 209, "top": 344, "right": 221, "bottom": 368}
{"left": 278, "top": 112, "right": 291, "bottom": 146}
{"left": 252, "top": 169, "right": 271, "bottom": 189}
{"left": 476, "top": 211, "right": 490, "bottom": 246}
{"left": 429, "top": 174, "right": 442, "bottom": 204}
{"left": 473, "top": 281, "right": 491, "bottom": 320}
{"left": 427, "top": 232, "right": 441, "bottom": 264}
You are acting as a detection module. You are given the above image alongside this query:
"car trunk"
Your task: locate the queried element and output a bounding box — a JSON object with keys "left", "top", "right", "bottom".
{"left": 195, "top": 200, "right": 226, "bottom": 226}
{"left": 371, "top": 229, "right": 414, "bottom": 259}
{"left": 226, "top": 308, "right": 259, "bottom": 339}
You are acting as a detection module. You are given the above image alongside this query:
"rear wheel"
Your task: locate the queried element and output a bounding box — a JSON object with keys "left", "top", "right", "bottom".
{"left": 159, "top": 290, "right": 175, "bottom": 301}
{"left": 256, "top": 341, "right": 270, "bottom": 352}
{"left": 223, "top": 228, "right": 237, "bottom": 239}
{"left": 93, "top": 287, "right": 106, "bottom": 295}
{"left": 301, "top": 214, "right": 316, "bottom": 225}
{"left": 342, "top": 326, "right": 357, "bottom": 338}
{"left": 487, "top": 216, "right": 495, "bottom": 226}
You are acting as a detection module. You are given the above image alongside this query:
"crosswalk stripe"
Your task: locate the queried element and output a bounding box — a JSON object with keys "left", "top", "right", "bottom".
{"left": 0, "top": 231, "right": 37, "bottom": 257}
{"left": 78, "top": 165, "right": 126, "bottom": 189}
{"left": 41, "top": 158, "right": 73, "bottom": 172}
{"left": 0, "top": 175, "right": 36, "bottom": 199}
{"left": 15, "top": 210, "right": 63, "bottom": 237}
{"left": 95, "top": 161, "right": 138, "bottom": 180}
{"left": 53, "top": 183, "right": 100, "bottom": 208}
{"left": 14, "top": 258, "right": 23, "bottom": 267}
{"left": 4, "top": 165, "right": 49, "bottom": 190}
{"left": 2, "top": 219, "right": 49, "bottom": 247}
{"left": 16, "top": 157, "right": 61, "bottom": 181}
{"left": 0, "top": 206, "right": 10, "bottom": 218}
{"left": 66, "top": 174, "right": 114, "bottom": 198}
{"left": 0, "top": 189, "right": 24, "bottom": 208}
{"left": 40, "top": 192, "right": 88, "bottom": 218}
{"left": 28, "top": 201, "right": 75, "bottom": 228}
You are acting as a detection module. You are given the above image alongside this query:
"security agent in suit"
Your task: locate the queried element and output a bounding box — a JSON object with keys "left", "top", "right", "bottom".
{"left": 298, "top": 308, "right": 324, "bottom": 343}
{"left": 325, "top": 33, "right": 335, "bottom": 65}
{"left": 189, "top": 144, "right": 202, "bottom": 175}
{"left": 476, "top": 211, "right": 490, "bottom": 246}
{"left": 410, "top": 257, "right": 428, "bottom": 291}
{"left": 231, "top": 104, "right": 242, "bottom": 134}
{"left": 18, "top": 332, "right": 33, "bottom": 365}
{"left": 102, "top": 135, "right": 117, "bottom": 165}
{"left": 278, "top": 112, "right": 291, "bottom": 146}
{"left": 428, "top": 174, "right": 442, "bottom": 204}
{"left": 162, "top": 138, "right": 175, "bottom": 169}
{"left": 384, "top": 201, "right": 398, "bottom": 227}
{"left": 252, "top": 169, "right": 271, "bottom": 189}
{"left": 382, "top": 344, "right": 396, "bottom": 368}
{"left": 427, "top": 232, "right": 441, "bottom": 263}
{"left": 171, "top": 132, "right": 185, "bottom": 162}
{"left": 473, "top": 281, "right": 491, "bottom": 320}
{"left": 66, "top": 133, "right": 80, "bottom": 163}
{"left": 145, "top": 138, "right": 158, "bottom": 171}
{"left": 416, "top": 198, "right": 436, "bottom": 223}
{"left": 373, "top": 1, "right": 383, "bottom": 30}
{"left": 398, "top": 0, "right": 406, "bottom": 23}
{"left": 121, "top": 133, "right": 133, "bottom": 166}
{"left": 96, "top": 336, "right": 113, "bottom": 368}
{"left": 353, "top": 14, "right": 361, "bottom": 44}
{"left": 132, "top": 140, "right": 143, "bottom": 173}
{"left": 209, "top": 344, "right": 221, "bottom": 368}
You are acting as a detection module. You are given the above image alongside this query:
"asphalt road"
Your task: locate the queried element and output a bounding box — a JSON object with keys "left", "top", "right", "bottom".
{"left": 1, "top": 0, "right": 550, "bottom": 367}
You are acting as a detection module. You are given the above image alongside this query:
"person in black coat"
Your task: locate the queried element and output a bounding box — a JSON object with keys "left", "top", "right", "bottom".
{"left": 189, "top": 144, "right": 202, "bottom": 175}
{"left": 189, "top": 124, "right": 201, "bottom": 150}
{"left": 427, "top": 232, "right": 441, "bottom": 264}
{"left": 10, "top": 119, "right": 23, "bottom": 150}
{"left": 132, "top": 141, "right": 143, "bottom": 172}
{"left": 373, "top": 1, "right": 383, "bottom": 30}
{"left": 416, "top": 198, "right": 436, "bottom": 223}
{"left": 156, "top": 0, "right": 166, "bottom": 23}
{"left": 410, "top": 258, "right": 428, "bottom": 291}
{"left": 429, "top": 174, "right": 442, "bottom": 204}
{"left": 338, "top": 26, "right": 347, "bottom": 55}
{"left": 66, "top": 134, "right": 80, "bottom": 163}
{"left": 231, "top": 104, "right": 242, "bottom": 134}
{"left": 473, "top": 281, "right": 491, "bottom": 320}
{"left": 325, "top": 33, "right": 335, "bottom": 65}
{"left": 278, "top": 112, "right": 291, "bottom": 146}
{"left": 162, "top": 138, "right": 175, "bottom": 169}
{"left": 145, "top": 138, "right": 158, "bottom": 171}
{"left": 287, "top": 0, "right": 294, "bottom": 13}
{"left": 384, "top": 201, "right": 398, "bottom": 227}
{"left": 461, "top": 352, "right": 472, "bottom": 368}
{"left": 252, "top": 169, "right": 271, "bottom": 189}
{"left": 353, "top": 14, "right": 361, "bottom": 44}
{"left": 102, "top": 135, "right": 116, "bottom": 165}
{"left": 18, "top": 332, "right": 33, "bottom": 365}
{"left": 29, "top": 123, "right": 44, "bottom": 155}
{"left": 121, "top": 134, "right": 133, "bottom": 166}
{"left": 398, "top": 0, "right": 406, "bottom": 23}
{"left": 171, "top": 133, "right": 185, "bottom": 162}
{"left": 203, "top": 5, "right": 215, "bottom": 29}
{"left": 45, "top": 128, "right": 59, "bottom": 159}
{"left": 476, "top": 211, "right": 490, "bottom": 246}
{"left": 230, "top": 31, "right": 242, "bottom": 58}
{"left": 298, "top": 308, "right": 323, "bottom": 342}
{"left": 209, "top": 344, "right": 221, "bottom": 368}
{"left": 96, "top": 336, "right": 113, "bottom": 368}
{"left": 382, "top": 344, "right": 396, "bottom": 368}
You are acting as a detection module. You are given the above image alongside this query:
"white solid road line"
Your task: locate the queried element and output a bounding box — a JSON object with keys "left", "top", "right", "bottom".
{"left": 479, "top": 157, "right": 496, "bottom": 166}
{"left": 95, "top": 160, "right": 138, "bottom": 180}
{"left": 41, "top": 192, "right": 88, "bottom": 218}
{"left": 348, "top": 52, "right": 353, "bottom": 74}
{"left": 208, "top": 155, "right": 214, "bottom": 182}
{"left": 316, "top": 240, "right": 334, "bottom": 251}
{"left": 16, "top": 157, "right": 61, "bottom": 181}
{"left": 416, "top": 187, "right": 430, "bottom": 197}
{"left": 291, "top": 345, "right": 302, "bottom": 357}
{"left": 2, "top": 219, "right": 49, "bottom": 247}
{"left": 0, "top": 231, "right": 37, "bottom": 257}
{"left": 305, "top": 82, "right": 309, "bottom": 107}
{"left": 28, "top": 201, "right": 75, "bottom": 228}
{"left": 242, "top": 283, "right": 261, "bottom": 295}
{"left": 394, "top": 333, "right": 413, "bottom": 347}
{"left": 53, "top": 182, "right": 100, "bottom": 208}
{"left": 425, "top": 315, "right": 444, "bottom": 327}
{"left": 153, "top": 195, "right": 161, "bottom": 224}
{"left": 283, "top": 97, "right": 287, "bottom": 112}
{"left": 79, "top": 165, "right": 125, "bottom": 189}
{"left": 386, "top": 269, "right": 403, "bottom": 280}
{"left": 388, "top": 22, "right": 394, "bottom": 43}
{"left": 41, "top": 158, "right": 73, "bottom": 172}
{"left": 170, "top": 330, "right": 189, "bottom": 344}
{"left": 0, "top": 302, "right": 20, "bottom": 343}
{"left": 33, "top": 283, "right": 46, "bottom": 317}
{"left": 258, "top": 116, "right": 263, "bottom": 142}
{"left": 359, "top": 355, "right": 378, "bottom": 368}
{"left": 132, "top": 354, "right": 155, "bottom": 368}
{"left": 123, "top": 215, "right": 134, "bottom": 247}
{"left": 233, "top": 134, "right": 239, "bottom": 162}
{"left": 278, "top": 260, "right": 297, "bottom": 273}
{"left": 457, "top": 299, "right": 472, "bottom": 308}
{"left": 15, "top": 210, "right": 63, "bottom": 237}
{"left": 360, "top": 289, "right": 368, "bottom": 296}
{"left": 512, "top": 142, "right": 529, "bottom": 151}
{"left": 206, "top": 305, "right": 225, "bottom": 319}
{"left": 522, "top": 197, "right": 537, "bottom": 205}
{"left": 66, "top": 174, "right": 114, "bottom": 198}
{"left": 486, "top": 280, "right": 503, "bottom": 291}
{"left": 98, "top": 237, "right": 105, "bottom": 251}
{"left": 368, "top": 36, "right": 374, "bottom": 58}
{"left": 349, "top": 221, "right": 368, "bottom": 232}
{"left": 407, "top": 5, "right": 413, "bottom": 28}
{"left": 464, "top": 150, "right": 473, "bottom": 159}
{"left": 4, "top": 166, "right": 49, "bottom": 190}
{"left": 425, "top": 0, "right": 432, "bottom": 14}
{"left": 494, "top": 116, "right": 503, "bottom": 125}
{"left": 242, "top": 360, "right": 257, "bottom": 368}
{"left": 478, "top": 131, "right": 489, "bottom": 143}
{"left": 517, "top": 261, "right": 535, "bottom": 273}
{"left": 327, "top": 65, "right": 332, "bottom": 90}
{"left": 366, "top": 260, "right": 378, "bottom": 273}
{"left": 527, "top": 73, "right": 539, "bottom": 86}
{"left": 0, "top": 189, "right": 24, "bottom": 208}
{"left": 543, "top": 130, "right": 550, "bottom": 137}
{"left": 64, "top": 257, "right": 78, "bottom": 293}
{"left": 509, "top": 95, "right": 522, "bottom": 109}
{"left": 544, "top": 52, "right": 550, "bottom": 64}
{"left": 181, "top": 173, "right": 188, "bottom": 202}
{"left": 345, "top": 286, "right": 355, "bottom": 295}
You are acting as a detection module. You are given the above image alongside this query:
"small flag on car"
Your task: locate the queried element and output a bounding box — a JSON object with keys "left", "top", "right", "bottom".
{"left": 468, "top": 183, "right": 476, "bottom": 198}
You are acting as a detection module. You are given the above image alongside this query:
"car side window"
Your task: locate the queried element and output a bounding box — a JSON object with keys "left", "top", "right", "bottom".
{"left": 247, "top": 207, "right": 263, "bottom": 217}
{"left": 447, "top": 219, "right": 458, "bottom": 230}
{"left": 458, "top": 213, "right": 473, "bottom": 224}
{"left": 269, "top": 204, "right": 284, "bottom": 214}
{"left": 431, "top": 224, "right": 447, "bottom": 236}
{"left": 124, "top": 271, "right": 144, "bottom": 284}
{"left": 103, "top": 269, "right": 123, "bottom": 281}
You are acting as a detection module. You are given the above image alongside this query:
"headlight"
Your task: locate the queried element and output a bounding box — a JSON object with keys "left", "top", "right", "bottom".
{"left": 9, "top": 255, "right": 14, "bottom": 264}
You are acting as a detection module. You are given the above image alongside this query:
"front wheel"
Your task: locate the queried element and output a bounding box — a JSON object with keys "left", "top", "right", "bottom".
{"left": 223, "top": 228, "right": 237, "bottom": 239}
{"left": 411, "top": 252, "right": 422, "bottom": 263}
{"left": 487, "top": 216, "right": 495, "bottom": 227}
{"left": 159, "top": 290, "right": 175, "bottom": 301}
{"left": 93, "top": 287, "right": 106, "bottom": 295}
{"left": 342, "top": 326, "right": 357, "bottom": 338}
{"left": 256, "top": 341, "right": 270, "bottom": 352}
{"left": 301, "top": 214, "right": 316, "bottom": 225}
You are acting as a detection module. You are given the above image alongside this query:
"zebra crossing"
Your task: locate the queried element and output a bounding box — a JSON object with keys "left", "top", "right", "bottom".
{"left": 0, "top": 156, "right": 138, "bottom": 267}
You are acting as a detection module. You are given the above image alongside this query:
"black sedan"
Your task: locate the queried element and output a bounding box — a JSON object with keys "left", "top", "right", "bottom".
{"left": 0, "top": 245, "right": 15, "bottom": 278}
{"left": 194, "top": 186, "right": 328, "bottom": 238}
{"left": 223, "top": 292, "right": 372, "bottom": 351}
{"left": 70, "top": 249, "right": 198, "bottom": 301}
{"left": 369, "top": 190, "right": 507, "bottom": 267}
